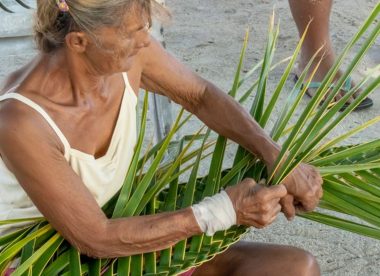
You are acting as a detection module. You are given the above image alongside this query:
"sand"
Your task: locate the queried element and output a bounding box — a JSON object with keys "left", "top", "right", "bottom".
{"left": 163, "top": 0, "right": 380, "bottom": 275}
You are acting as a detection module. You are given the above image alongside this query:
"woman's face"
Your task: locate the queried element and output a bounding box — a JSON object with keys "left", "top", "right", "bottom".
{"left": 84, "top": 9, "right": 151, "bottom": 74}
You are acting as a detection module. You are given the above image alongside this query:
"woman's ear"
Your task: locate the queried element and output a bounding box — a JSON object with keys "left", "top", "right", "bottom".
{"left": 65, "top": 32, "right": 89, "bottom": 53}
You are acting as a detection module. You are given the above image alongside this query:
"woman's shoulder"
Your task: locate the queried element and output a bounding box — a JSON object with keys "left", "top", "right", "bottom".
{"left": 0, "top": 87, "right": 65, "bottom": 158}
{"left": 0, "top": 93, "right": 44, "bottom": 141}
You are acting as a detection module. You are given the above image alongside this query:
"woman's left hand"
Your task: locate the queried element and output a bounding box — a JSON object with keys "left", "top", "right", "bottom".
{"left": 278, "top": 163, "right": 323, "bottom": 220}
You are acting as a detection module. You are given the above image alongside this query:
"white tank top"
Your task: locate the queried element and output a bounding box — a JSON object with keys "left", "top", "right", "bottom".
{"left": 0, "top": 72, "right": 137, "bottom": 227}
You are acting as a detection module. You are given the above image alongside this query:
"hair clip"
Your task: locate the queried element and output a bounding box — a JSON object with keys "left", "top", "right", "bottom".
{"left": 56, "top": 0, "right": 69, "bottom": 12}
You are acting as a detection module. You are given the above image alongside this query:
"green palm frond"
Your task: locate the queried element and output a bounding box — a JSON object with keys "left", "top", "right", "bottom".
{"left": 1, "top": 3, "right": 380, "bottom": 275}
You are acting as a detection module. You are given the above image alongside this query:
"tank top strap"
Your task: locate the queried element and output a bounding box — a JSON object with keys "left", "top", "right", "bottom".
{"left": 0, "top": 93, "right": 71, "bottom": 157}
{"left": 122, "top": 72, "right": 138, "bottom": 104}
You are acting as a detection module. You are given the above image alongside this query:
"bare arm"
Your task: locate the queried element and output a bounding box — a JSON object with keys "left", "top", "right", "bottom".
{"left": 139, "top": 38, "right": 280, "bottom": 166}
{"left": 0, "top": 102, "right": 201, "bottom": 258}
{"left": 139, "top": 37, "right": 322, "bottom": 217}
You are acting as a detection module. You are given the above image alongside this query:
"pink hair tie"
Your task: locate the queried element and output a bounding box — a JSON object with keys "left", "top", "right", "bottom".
{"left": 56, "top": 0, "right": 69, "bottom": 12}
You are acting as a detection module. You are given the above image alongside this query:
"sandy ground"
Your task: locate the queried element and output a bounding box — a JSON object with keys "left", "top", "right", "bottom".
{"left": 162, "top": 0, "right": 380, "bottom": 275}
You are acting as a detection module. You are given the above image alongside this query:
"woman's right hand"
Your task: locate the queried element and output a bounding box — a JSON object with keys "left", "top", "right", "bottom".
{"left": 225, "top": 178, "right": 287, "bottom": 229}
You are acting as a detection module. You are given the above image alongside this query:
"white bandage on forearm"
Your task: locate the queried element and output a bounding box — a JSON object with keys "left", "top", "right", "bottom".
{"left": 191, "top": 190, "right": 236, "bottom": 236}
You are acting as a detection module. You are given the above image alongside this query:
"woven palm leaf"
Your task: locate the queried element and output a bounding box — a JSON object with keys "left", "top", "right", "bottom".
{"left": 1, "top": 4, "right": 380, "bottom": 275}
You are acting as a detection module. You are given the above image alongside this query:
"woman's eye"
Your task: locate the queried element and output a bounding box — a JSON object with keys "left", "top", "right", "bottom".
{"left": 121, "top": 33, "right": 132, "bottom": 40}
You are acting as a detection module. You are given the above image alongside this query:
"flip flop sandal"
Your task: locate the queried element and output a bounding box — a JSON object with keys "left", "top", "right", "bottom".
{"left": 293, "top": 75, "right": 373, "bottom": 111}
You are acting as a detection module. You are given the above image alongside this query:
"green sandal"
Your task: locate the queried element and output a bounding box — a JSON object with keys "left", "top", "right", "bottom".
{"left": 294, "top": 75, "right": 373, "bottom": 111}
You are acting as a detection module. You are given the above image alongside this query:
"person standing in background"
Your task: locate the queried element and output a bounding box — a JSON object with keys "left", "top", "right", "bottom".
{"left": 288, "top": 0, "right": 373, "bottom": 110}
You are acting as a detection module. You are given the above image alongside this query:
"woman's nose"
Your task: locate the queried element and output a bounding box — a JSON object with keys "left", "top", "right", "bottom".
{"left": 135, "top": 29, "right": 151, "bottom": 49}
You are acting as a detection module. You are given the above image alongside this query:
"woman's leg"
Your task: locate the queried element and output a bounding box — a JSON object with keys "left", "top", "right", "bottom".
{"left": 288, "top": 0, "right": 335, "bottom": 85}
{"left": 288, "top": 0, "right": 372, "bottom": 108}
{"left": 193, "top": 241, "right": 320, "bottom": 276}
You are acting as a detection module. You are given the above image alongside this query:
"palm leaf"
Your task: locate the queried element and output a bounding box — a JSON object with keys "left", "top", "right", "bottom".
{"left": 1, "top": 4, "right": 380, "bottom": 275}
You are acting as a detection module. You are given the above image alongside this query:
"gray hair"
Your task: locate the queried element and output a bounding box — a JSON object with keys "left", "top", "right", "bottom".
{"left": 34, "top": 0, "right": 154, "bottom": 53}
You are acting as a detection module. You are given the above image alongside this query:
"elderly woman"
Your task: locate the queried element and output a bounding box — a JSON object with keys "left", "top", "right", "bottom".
{"left": 0, "top": 0, "right": 322, "bottom": 275}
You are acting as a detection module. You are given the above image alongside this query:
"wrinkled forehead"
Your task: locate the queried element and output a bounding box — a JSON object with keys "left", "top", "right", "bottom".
{"left": 117, "top": 3, "right": 151, "bottom": 32}
{"left": 91, "top": 5, "right": 149, "bottom": 38}
{"left": 123, "top": 10, "right": 150, "bottom": 30}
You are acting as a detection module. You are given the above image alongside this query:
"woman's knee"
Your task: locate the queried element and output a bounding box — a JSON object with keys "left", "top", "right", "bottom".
{"left": 194, "top": 243, "right": 321, "bottom": 276}
{"left": 293, "top": 248, "right": 320, "bottom": 276}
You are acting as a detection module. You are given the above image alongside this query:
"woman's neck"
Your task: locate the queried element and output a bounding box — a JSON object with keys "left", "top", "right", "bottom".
{"left": 20, "top": 50, "right": 115, "bottom": 106}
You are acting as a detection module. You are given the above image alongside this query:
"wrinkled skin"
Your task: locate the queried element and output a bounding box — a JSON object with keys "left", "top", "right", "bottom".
{"left": 280, "top": 163, "right": 323, "bottom": 220}
{"left": 226, "top": 179, "right": 287, "bottom": 228}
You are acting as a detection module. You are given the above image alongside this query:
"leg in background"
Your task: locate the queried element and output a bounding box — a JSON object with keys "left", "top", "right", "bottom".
{"left": 288, "top": 0, "right": 373, "bottom": 109}
{"left": 289, "top": 0, "right": 334, "bottom": 85}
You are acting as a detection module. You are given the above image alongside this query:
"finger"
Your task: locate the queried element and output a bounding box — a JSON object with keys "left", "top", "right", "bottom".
{"left": 263, "top": 205, "right": 282, "bottom": 226}
{"left": 280, "top": 195, "right": 296, "bottom": 221}
{"left": 243, "top": 178, "right": 257, "bottom": 187}
{"left": 268, "top": 197, "right": 286, "bottom": 209}
{"left": 298, "top": 197, "right": 319, "bottom": 212}
{"left": 252, "top": 222, "right": 266, "bottom": 229}
{"left": 271, "top": 203, "right": 282, "bottom": 217}
{"left": 240, "top": 217, "right": 265, "bottom": 229}
{"left": 266, "top": 184, "right": 287, "bottom": 200}
{"left": 258, "top": 214, "right": 277, "bottom": 228}
{"left": 318, "top": 188, "right": 323, "bottom": 199}
{"left": 262, "top": 203, "right": 282, "bottom": 223}
{"left": 249, "top": 215, "right": 277, "bottom": 229}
